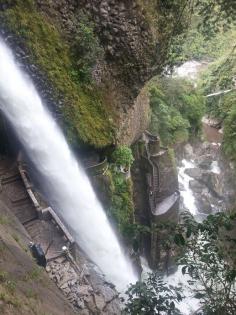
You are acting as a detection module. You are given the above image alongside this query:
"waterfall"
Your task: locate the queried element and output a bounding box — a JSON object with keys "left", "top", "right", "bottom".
{"left": 0, "top": 38, "right": 137, "bottom": 291}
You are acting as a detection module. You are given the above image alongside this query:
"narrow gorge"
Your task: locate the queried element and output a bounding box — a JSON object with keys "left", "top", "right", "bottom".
{"left": 0, "top": 1, "right": 235, "bottom": 315}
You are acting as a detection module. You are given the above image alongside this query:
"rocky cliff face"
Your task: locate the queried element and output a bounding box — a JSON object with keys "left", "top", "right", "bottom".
{"left": 0, "top": 0, "right": 188, "bottom": 147}
{"left": 35, "top": 0, "right": 161, "bottom": 145}
{"left": 0, "top": 199, "right": 75, "bottom": 315}
{"left": 131, "top": 133, "right": 179, "bottom": 269}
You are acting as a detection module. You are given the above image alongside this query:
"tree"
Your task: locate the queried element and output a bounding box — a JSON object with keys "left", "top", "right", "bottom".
{"left": 125, "top": 272, "right": 182, "bottom": 315}
{"left": 111, "top": 146, "right": 134, "bottom": 169}
{"left": 179, "top": 212, "right": 236, "bottom": 315}
{"left": 195, "top": 0, "right": 236, "bottom": 37}
{"left": 149, "top": 78, "right": 205, "bottom": 145}
{"left": 125, "top": 212, "right": 236, "bottom": 315}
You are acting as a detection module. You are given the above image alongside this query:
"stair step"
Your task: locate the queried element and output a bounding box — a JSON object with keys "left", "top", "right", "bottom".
{"left": 2, "top": 174, "right": 21, "bottom": 185}
{"left": 12, "top": 205, "right": 38, "bottom": 225}
{"left": 12, "top": 196, "right": 30, "bottom": 205}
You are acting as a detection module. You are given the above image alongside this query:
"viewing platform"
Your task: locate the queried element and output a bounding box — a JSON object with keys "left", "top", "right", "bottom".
{"left": 0, "top": 157, "right": 76, "bottom": 262}
{"left": 139, "top": 131, "right": 179, "bottom": 220}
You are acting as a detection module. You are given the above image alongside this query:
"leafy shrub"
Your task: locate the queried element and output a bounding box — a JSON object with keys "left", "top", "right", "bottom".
{"left": 106, "top": 167, "right": 134, "bottom": 238}
{"left": 125, "top": 273, "right": 182, "bottom": 315}
{"left": 111, "top": 146, "right": 134, "bottom": 168}
{"left": 200, "top": 49, "right": 236, "bottom": 97}
{"left": 223, "top": 98, "right": 236, "bottom": 162}
{"left": 126, "top": 212, "right": 236, "bottom": 315}
{"left": 149, "top": 78, "right": 205, "bottom": 145}
{"left": 200, "top": 49, "right": 236, "bottom": 162}
{"left": 73, "top": 14, "right": 103, "bottom": 82}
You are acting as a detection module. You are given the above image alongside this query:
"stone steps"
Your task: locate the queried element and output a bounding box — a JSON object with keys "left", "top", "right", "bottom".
{"left": 1, "top": 173, "right": 21, "bottom": 184}
{"left": 12, "top": 203, "right": 38, "bottom": 224}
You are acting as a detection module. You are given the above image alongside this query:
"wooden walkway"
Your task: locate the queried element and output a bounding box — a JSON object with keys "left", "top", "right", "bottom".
{"left": 0, "top": 158, "right": 69, "bottom": 261}
{"left": 0, "top": 159, "right": 38, "bottom": 224}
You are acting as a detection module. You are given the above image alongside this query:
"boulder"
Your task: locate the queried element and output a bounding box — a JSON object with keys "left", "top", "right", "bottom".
{"left": 189, "top": 180, "right": 205, "bottom": 193}
{"left": 184, "top": 143, "right": 194, "bottom": 158}
{"left": 201, "top": 172, "right": 223, "bottom": 197}
{"left": 195, "top": 195, "right": 212, "bottom": 214}
{"left": 195, "top": 154, "right": 212, "bottom": 170}
{"left": 185, "top": 167, "right": 203, "bottom": 180}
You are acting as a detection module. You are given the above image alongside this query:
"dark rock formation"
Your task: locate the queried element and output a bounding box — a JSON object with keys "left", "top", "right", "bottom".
{"left": 0, "top": 155, "right": 121, "bottom": 315}
{"left": 132, "top": 131, "right": 179, "bottom": 269}
{"left": 0, "top": 0, "right": 188, "bottom": 147}
{"left": 34, "top": 0, "right": 161, "bottom": 145}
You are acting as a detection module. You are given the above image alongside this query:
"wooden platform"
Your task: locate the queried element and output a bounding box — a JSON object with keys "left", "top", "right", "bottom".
{"left": 0, "top": 160, "right": 38, "bottom": 224}
{"left": 0, "top": 158, "right": 69, "bottom": 261}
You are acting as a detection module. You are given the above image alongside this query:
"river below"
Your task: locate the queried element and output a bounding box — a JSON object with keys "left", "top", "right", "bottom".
{"left": 165, "top": 61, "right": 226, "bottom": 314}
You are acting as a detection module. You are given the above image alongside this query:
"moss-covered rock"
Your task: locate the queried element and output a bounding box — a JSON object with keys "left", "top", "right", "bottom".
{"left": 148, "top": 77, "right": 205, "bottom": 145}
{"left": 0, "top": 0, "right": 193, "bottom": 148}
{"left": 0, "top": 0, "right": 114, "bottom": 148}
{"left": 106, "top": 167, "right": 135, "bottom": 238}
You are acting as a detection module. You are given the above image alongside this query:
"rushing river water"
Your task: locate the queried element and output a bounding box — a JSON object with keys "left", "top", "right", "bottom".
{"left": 0, "top": 38, "right": 137, "bottom": 291}
{"left": 165, "top": 61, "right": 225, "bottom": 314}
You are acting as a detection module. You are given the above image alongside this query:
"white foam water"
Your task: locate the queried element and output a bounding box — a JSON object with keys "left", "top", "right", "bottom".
{"left": 0, "top": 38, "right": 137, "bottom": 291}
{"left": 178, "top": 159, "right": 197, "bottom": 215}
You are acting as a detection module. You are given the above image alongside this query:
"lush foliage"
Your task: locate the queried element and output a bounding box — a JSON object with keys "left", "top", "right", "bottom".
{"left": 107, "top": 167, "right": 134, "bottom": 237}
{"left": 111, "top": 146, "right": 134, "bottom": 169}
{"left": 125, "top": 273, "right": 182, "bottom": 315}
{"left": 72, "top": 14, "right": 104, "bottom": 83}
{"left": 169, "top": 26, "right": 235, "bottom": 66}
{"left": 179, "top": 212, "right": 236, "bottom": 315}
{"left": 149, "top": 78, "right": 205, "bottom": 145}
{"left": 125, "top": 212, "right": 236, "bottom": 315}
{"left": 200, "top": 47, "right": 236, "bottom": 161}
{"left": 0, "top": 0, "right": 114, "bottom": 148}
{"left": 195, "top": 0, "right": 236, "bottom": 38}
{"left": 165, "top": 1, "right": 236, "bottom": 68}
{"left": 223, "top": 97, "right": 236, "bottom": 162}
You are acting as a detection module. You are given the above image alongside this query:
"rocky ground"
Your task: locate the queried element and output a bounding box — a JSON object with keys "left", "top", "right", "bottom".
{"left": 0, "top": 155, "right": 122, "bottom": 315}
{"left": 46, "top": 256, "right": 121, "bottom": 315}
{"left": 179, "top": 140, "right": 236, "bottom": 215}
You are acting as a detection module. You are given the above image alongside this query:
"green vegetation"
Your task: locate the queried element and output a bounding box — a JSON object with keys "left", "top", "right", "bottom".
{"left": 195, "top": 0, "right": 236, "bottom": 37}
{"left": 166, "top": 0, "right": 236, "bottom": 67}
{"left": 0, "top": 271, "right": 20, "bottom": 309}
{"left": 111, "top": 146, "right": 134, "bottom": 169}
{"left": 25, "top": 288, "right": 38, "bottom": 299}
{"left": 125, "top": 212, "right": 236, "bottom": 315}
{"left": 200, "top": 48, "right": 236, "bottom": 95}
{"left": 125, "top": 273, "right": 182, "bottom": 315}
{"left": 223, "top": 96, "right": 236, "bottom": 162}
{"left": 0, "top": 0, "right": 114, "bottom": 148}
{"left": 72, "top": 13, "right": 104, "bottom": 83}
{"left": 107, "top": 167, "right": 134, "bottom": 238}
{"left": 0, "top": 291, "right": 21, "bottom": 308}
{"left": 149, "top": 78, "right": 205, "bottom": 145}
{"left": 23, "top": 267, "right": 43, "bottom": 282}
{"left": 0, "top": 215, "right": 9, "bottom": 225}
{"left": 200, "top": 47, "right": 236, "bottom": 161}
{"left": 169, "top": 27, "right": 235, "bottom": 65}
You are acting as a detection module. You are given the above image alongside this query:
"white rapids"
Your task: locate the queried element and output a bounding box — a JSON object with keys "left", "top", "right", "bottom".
{"left": 178, "top": 159, "right": 197, "bottom": 215}
{"left": 0, "top": 38, "right": 137, "bottom": 291}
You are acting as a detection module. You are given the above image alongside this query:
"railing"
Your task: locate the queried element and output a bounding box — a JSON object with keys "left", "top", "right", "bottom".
{"left": 152, "top": 191, "right": 180, "bottom": 217}
{"left": 86, "top": 157, "right": 108, "bottom": 176}
{"left": 18, "top": 162, "right": 75, "bottom": 254}
{"left": 18, "top": 163, "right": 42, "bottom": 213}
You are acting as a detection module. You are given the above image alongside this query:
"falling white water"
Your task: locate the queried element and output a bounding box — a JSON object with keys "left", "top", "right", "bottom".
{"left": 165, "top": 159, "right": 202, "bottom": 314}
{"left": 211, "top": 160, "right": 220, "bottom": 174}
{"left": 0, "top": 39, "right": 137, "bottom": 290}
{"left": 178, "top": 159, "right": 197, "bottom": 215}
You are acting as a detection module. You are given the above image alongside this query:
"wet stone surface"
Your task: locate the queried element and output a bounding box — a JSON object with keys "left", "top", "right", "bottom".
{"left": 46, "top": 257, "right": 121, "bottom": 315}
